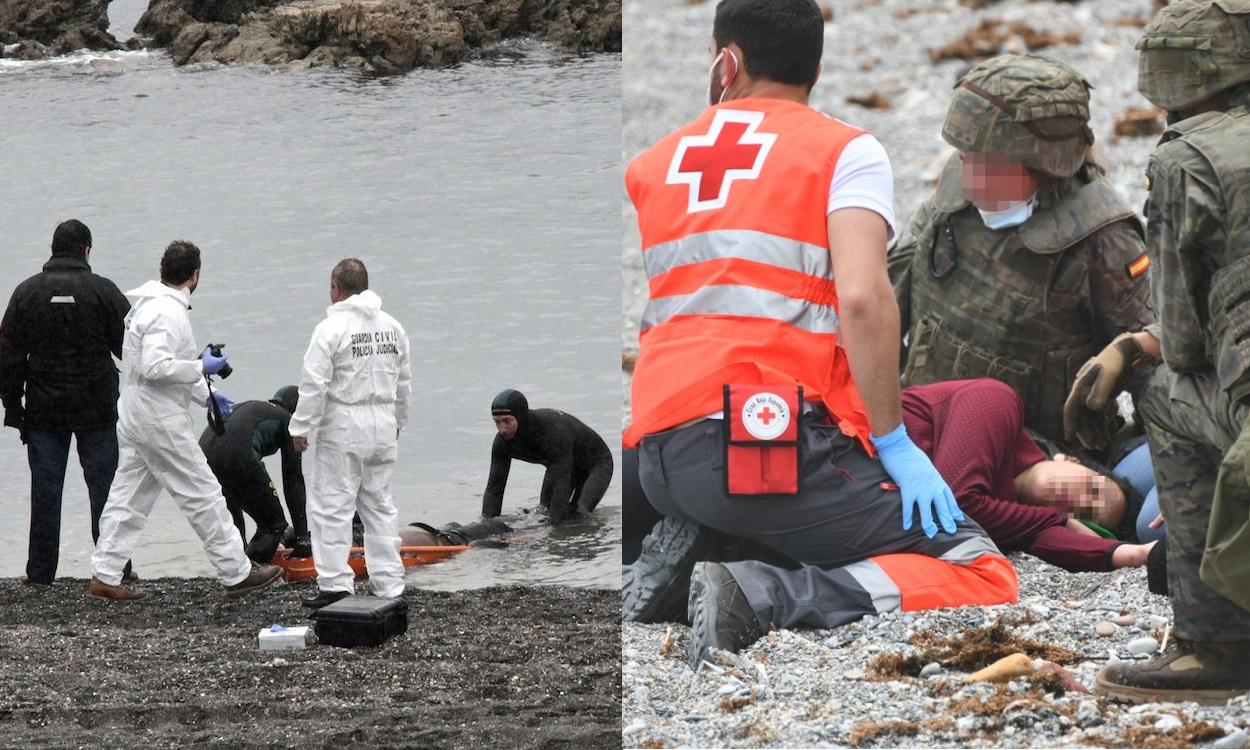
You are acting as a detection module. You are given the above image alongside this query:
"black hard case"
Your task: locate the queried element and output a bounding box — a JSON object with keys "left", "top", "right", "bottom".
{"left": 311, "top": 595, "right": 408, "bottom": 648}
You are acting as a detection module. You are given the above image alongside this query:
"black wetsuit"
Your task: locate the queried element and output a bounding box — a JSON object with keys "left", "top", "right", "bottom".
{"left": 482, "top": 392, "right": 613, "bottom": 524}
{"left": 199, "top": 400, "right": 308, "bottom": 563}
{"left": 408, "top": 517, "right": 512, "bottom": 545}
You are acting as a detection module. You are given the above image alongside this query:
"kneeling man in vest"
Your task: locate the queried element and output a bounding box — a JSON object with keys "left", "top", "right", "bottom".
{"left": 622, "top": 0, "right": 1018, "bottom": 668}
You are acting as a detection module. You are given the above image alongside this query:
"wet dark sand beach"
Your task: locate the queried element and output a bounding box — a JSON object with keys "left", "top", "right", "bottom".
{"left": 0, "top": 579, "right": 620, "bottom": 749}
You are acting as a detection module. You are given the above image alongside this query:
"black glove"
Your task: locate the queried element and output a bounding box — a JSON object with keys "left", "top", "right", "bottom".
{"left": 4, "top": 411, "right": 27, "bottom": 445}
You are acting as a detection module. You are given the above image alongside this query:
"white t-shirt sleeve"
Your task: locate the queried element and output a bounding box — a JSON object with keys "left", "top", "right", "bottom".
{"left": 827, "top": 133, "right": 896, "bottom": 240}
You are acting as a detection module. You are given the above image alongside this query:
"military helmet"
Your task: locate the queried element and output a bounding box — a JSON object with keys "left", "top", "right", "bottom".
{"left": 1137, "top": 0, "right": 1250, "bottom": 112}
{"left": 941, "top": 54, "right": 1094, "bottom": 178}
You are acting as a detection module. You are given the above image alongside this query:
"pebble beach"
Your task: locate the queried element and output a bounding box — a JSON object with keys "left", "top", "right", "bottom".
{"left": 621, "top": 0, "right": 1249, "bottom": 747}
{"left": 0, "top": 579, "right": 619, "bottom": 749}
{"left": 622, "top": 555, "right": 1250, "bottom": 748}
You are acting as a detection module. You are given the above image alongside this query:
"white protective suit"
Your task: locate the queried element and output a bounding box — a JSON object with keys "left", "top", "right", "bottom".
{"left": 90, "top": 280, "right": 252, "bottom": 587}
{"left": 288, "top": 289, "right": 411, "bottom": 597}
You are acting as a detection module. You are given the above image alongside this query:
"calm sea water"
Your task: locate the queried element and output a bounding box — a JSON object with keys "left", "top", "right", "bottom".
{"left": 0, "top": 10, "right": 621, "bottom": 590}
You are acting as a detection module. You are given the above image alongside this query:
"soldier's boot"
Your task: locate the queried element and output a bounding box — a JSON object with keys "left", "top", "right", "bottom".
{"left": 1095, "top": 640, "right": 1250, "bottom": 705}
{"left": 622, "top": 516, "right": 717, "bottom": 624}
{"left": 686, "top": 562, "right": 766, "bottom": 670}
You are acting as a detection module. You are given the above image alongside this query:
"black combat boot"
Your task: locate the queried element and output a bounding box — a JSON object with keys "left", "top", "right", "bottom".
{"left": 622, "top": 516, "right": 717, "bottom": 624}
{"left": 1096, "top": 639, "right": 1250, "bottom": 705}
{"left": 686, "top": 562, "right": 766, "bottom": 670}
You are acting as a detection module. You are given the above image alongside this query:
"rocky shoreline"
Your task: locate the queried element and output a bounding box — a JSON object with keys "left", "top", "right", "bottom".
{"left": 622, "top": 554, "right": 1250, "bottom": 749}
{"left": 0, "top": 0, "right": 620, "bottom": 73}
{"left": 0, "top": 578, "right": 620, "bottom": 748}
{"left": 0, "top": 0, "right": 121, "bottom": 60}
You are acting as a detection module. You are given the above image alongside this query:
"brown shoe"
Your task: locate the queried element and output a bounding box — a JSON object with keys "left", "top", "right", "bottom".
{"left": 1095, "top": 640, "right": 1250, "bottom": 705}
{"left": 224, "top": 563, "right": 283, "bottom": 597}
{"left": 87, "top": 576, "right": 148, "bottom": 602}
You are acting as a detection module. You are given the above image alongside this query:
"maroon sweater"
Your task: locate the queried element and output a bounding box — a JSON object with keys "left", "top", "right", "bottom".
{"left": 901, "top": 379, "right": 1119, "bottom": 572}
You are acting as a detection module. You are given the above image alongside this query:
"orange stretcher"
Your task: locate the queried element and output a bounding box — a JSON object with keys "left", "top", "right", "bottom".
{"left": 270, "top": 545, "right": 470, "bottom": 583}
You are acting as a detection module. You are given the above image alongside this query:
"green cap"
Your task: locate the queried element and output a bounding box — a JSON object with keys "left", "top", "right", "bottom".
{"left": 942, "top": 54, "right": 1094, "bottom": 178}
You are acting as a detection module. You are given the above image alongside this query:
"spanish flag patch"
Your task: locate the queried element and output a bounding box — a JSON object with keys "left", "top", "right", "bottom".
{"left": 1126, "top": 253, "right": 1150, "bottom": 279}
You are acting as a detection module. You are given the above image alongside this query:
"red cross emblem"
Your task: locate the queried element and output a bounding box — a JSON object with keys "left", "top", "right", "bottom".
{"left": 757, "top": 407, "right": 776, "bottom": 426}
{"left": 666, "top": 109, "right": 777, "bottom": 213}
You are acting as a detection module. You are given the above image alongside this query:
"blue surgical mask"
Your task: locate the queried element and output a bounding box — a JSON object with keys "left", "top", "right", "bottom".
{"left": 976, "top": 192, "right": 1037, "bottom": 230}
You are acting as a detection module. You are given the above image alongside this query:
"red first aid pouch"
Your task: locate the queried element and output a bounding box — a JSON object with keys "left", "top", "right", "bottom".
{"left": 723, "top": 384, "right": 802, "bottom": 496}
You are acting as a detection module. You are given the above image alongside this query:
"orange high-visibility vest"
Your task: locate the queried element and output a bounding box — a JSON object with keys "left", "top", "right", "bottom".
{"left": 624, "top": 97, "right": 873, "bottom": 449}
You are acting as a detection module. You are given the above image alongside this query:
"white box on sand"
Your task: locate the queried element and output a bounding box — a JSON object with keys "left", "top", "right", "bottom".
{"left": 258, "top": 624, "right": 310, "bottom": 651}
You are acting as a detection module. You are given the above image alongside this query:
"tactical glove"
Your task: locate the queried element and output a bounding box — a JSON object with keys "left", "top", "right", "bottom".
{"left": 1063, "top": 332, "right": 1152, "bottom": 450}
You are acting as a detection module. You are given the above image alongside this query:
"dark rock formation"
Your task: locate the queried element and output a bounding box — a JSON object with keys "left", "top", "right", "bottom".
{"left": 0, "top": 0, "right": 121, "bottom": 58}
{"left": 140, "top": 0, "right": 620, "bottom": 74}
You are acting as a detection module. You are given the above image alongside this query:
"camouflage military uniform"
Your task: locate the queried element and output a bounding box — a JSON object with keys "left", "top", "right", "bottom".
{"left": 889, "top": 55, "right": 1157, "bottom": 446}
{"left": 1137, "top": 90, "right": 1250, "bottom": 640}
{"left": 891, "top": 161, "right": 1155, "bottom": 443}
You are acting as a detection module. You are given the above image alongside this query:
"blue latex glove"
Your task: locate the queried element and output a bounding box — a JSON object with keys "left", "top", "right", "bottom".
{"left": 870, "top": 422, "right": 964, "bottom": 538}
{"left": 209, "top": 391, "right": 235, "bottom": 418}
{"left": 201, "top": 345, "right": 229, "bottom": 376}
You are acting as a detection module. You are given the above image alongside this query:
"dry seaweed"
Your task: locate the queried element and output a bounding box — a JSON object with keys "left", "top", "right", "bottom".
{"left": 1114, "top": 107, "right": 1165, "bottom": 137}
{"left": 909, "top": 620, "right": 1081, "bottom": 669}
{"left": 849, "top": 717, "right": 955, "bottom": 747}
{"left": 847, "top": 91, "right": 892, "bottom": 109}
{"left": 1092, "top": 721, "right": 1227, "bottom": 749}
{"left": 930, "top": 19, "right": 1081, "bottom": 63}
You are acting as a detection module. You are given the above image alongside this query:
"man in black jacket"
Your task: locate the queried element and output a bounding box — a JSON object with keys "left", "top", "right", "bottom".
{"left": 200, "top": 386, "right": 310, "bottom": 564}
{"left": 481, "top": 389, "right": 613, "bottom": 524}
{"left": 0, "top": 220, "right": 131, "bottom": 585}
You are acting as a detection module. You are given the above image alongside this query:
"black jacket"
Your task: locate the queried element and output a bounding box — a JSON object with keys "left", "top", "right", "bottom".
{"left": 199, "top": 400, "right": 307, "bottom": 528}
{"left": 0, "top": 256, "right": 129, "bottom": 432}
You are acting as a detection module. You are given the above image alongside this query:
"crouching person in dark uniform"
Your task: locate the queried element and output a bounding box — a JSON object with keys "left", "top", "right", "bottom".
{"left": 482, "top": 389, "right": 614, "bottom": 524}
{"left": 0, "top": 220, "right": 134, "bottom": 585}
{"left": 199, "top": 385, "right": 310, "bottom": 563}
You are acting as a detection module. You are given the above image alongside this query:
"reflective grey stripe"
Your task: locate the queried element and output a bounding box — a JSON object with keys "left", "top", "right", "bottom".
{"left": 843, "top": 559, "right": 900, "bottom": 614}
{"left": 644, "top": 230, "right": 832, "bottom": 280}
{"left": 641, "top": 285, "right": 838, "bottom": 334}
{"left": 938, "top": 536, "right": 1005, "bottom": 565}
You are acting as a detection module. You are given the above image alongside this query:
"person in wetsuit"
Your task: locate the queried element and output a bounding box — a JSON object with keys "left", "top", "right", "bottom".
{"left": 482, "top": 389, "right": 613, "bottom": 524}
{"left": 400, "top": 517, "right": 512, "bottom": 547}
{"left": 199, "top": 385, "right": 310, "bottom": 563}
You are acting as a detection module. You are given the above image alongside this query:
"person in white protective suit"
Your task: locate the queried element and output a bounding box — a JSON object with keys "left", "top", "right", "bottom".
{"left": 88, "top": 242, "right": 284, "bottom": 601}
{"left": 289, "top": 258, "right": 411, "bottom": 609}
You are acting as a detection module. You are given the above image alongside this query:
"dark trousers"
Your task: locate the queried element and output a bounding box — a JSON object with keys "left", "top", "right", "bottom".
{"left": 623, "top": 447, "right": 663, "bottom": 564}
{"left": 25, "top": 427, "right": 118, "bottom": 583}
{"left": 640, "top": 416, "right": 1014, "bottom": 629}
{"left": 215, "top": 459, "right": 291, "bottom": 564}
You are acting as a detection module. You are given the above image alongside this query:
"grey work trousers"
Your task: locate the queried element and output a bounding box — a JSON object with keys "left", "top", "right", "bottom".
{"left": 639, "top": 414, "right": 1010, "bottom": 630}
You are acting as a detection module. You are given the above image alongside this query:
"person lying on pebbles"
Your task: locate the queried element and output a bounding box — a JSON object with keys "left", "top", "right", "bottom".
{"left": 902, "top": 378, "right": 1156, "bottom": 573}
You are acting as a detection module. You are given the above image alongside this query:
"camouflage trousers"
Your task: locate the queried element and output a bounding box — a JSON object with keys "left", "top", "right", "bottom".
{"left": 1139, "top": 365, "right": 1250, "bottom": 641}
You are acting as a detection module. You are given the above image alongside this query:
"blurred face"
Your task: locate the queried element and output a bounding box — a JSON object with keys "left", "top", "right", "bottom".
{"left": 1029, "top": 455, "right": 1126, "bottom": 523}
{"left": 959, "top": 151, "right": 1040, "bottom": 211}
{"left": 493, "top": 415, "right": 518, "bottom": 440}
{"left": 188, "top": 268, "right": 200, "bottom": 294}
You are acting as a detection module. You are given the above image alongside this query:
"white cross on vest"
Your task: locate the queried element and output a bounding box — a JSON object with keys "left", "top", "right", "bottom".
{"left": 666, "top": 109, "right": 777, "bottom": 213}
